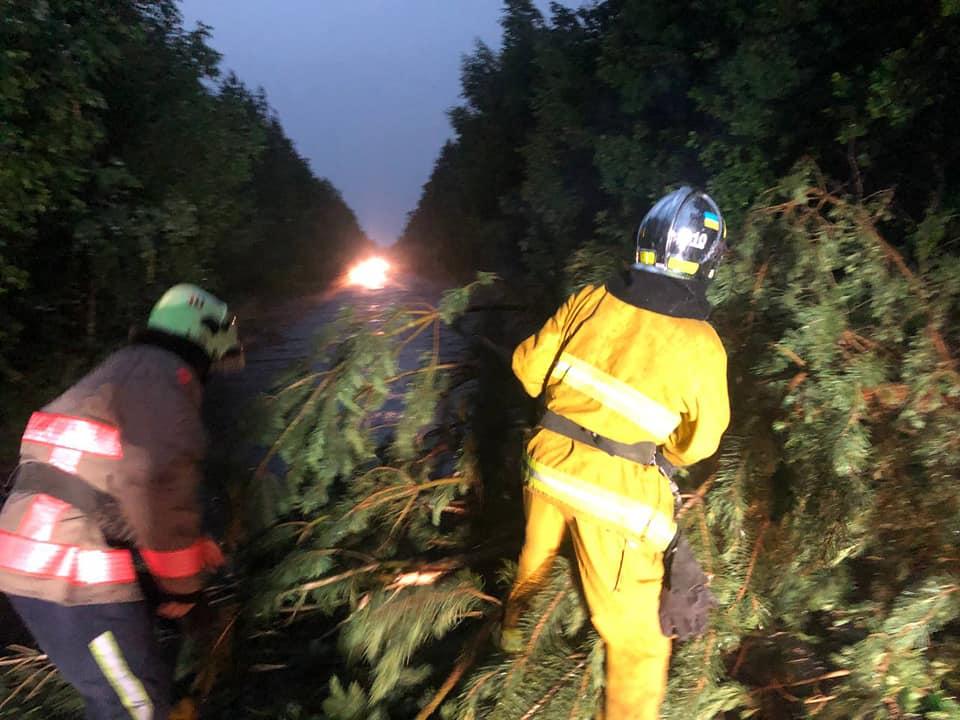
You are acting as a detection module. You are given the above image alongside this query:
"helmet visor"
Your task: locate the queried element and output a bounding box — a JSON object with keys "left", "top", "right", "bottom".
{"left": 205, "top": 314, "right": 245, "bottom": 371}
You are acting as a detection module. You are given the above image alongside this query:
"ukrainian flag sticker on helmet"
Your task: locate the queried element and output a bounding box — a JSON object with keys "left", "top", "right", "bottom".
{"left": 703, "top": 212, "right": 720, "bottom": 231}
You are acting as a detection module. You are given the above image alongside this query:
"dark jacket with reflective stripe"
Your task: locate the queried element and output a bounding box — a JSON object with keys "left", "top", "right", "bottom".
{"left": 0, "top": 344, "right": 210, "bottom": 605}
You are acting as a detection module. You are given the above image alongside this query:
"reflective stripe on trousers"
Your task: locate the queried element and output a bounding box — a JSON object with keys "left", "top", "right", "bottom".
{"left": 89, "top": 631, "right": 155, "bottom": 720}
{"left": 507, "top": 489, "right": 671, "bottom": 720}
{"left": 523, "top": 455, "right": 676, "bottom": 552}
{"left": 7, "top": 595, "right": 171, "bottom": 720}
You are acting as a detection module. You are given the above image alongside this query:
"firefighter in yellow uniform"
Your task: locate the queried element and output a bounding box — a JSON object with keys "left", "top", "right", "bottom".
{"left": 502, "top": 187, "right": 731, "bottom": 720}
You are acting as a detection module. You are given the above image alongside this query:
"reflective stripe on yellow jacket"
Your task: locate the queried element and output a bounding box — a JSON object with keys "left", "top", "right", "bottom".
{"left": 513, "top": 283, "right": 730, "bottom": 547}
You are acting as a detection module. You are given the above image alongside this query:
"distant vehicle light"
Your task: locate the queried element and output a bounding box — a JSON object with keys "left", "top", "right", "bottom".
{"left": 347, "top": 257, "right": 390, "bottom": 289}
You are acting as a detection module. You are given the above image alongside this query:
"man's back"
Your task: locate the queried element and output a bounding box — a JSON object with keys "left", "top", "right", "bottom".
{"left": 0, "top": 343, "right": 207, "bottom": 605}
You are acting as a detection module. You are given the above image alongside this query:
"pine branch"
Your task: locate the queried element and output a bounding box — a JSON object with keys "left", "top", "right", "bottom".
{"left": 286, "top": 564, "right": 383, "bottom": 595}
{"left": 502, "top": 588, "right": 567, "bottom": 691}
{"left": 254, "top": 374, "right": 333, "bottom": 480}
{"left": 0, "top": 646, "right": 48, "bottom": 669}
{"left": 784, "top": 184, "right": 957, "bottom": 374}
{"left": 772, "top": 343, "right": 807, "bottom": 368}
{"left": 519, "top": 654, "right": 589, "bottom": 720}
{"left": 192, "top": 609, "right": 239, "bottom": 699}
{"left": 384, "top": 363, "right": 460, "bottom": 384}
{"left": 345, "top": 477, "right": 467, "bottom": 517}
{"left": 462, "top": 669, "right": 502, "bottom": 709}
{"left": 414, "top": 620, "right": 496, "bottom": 720}
{"left": 696, "top": 503, "right": 715, "bottom": 577}
{"left": 694, "top": 631, "right": 717, "bottom": 694}
{"left": 23, "top": 666, "right": 57, "bottom": 702}
{"left": 381, "top": 493, "right": 418, "bottom": 550}
{"left": 0, "top": 646, "right": 74, "bottom": 716}
{"left": 750, "top": 669, "right": 852, "bottom": 695}
{"left": 566, "top": 656, "right": 594, "bottom": 720}
{"left": 677, "top": 474, "right": 715, "bottom": 519}
{"left": 733, "top": 519, "right": 771, "bottom": 606}
{"left": 265, "top": 370, "right": 328, "bottom": 399}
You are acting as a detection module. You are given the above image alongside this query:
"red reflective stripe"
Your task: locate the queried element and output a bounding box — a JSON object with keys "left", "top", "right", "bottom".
{"left": 16, "top": 494, "right": 71, "bottom": 541}
{"left": 23, "top": 412, "right": 123, "bottom": 459}
{"left": 0, "top": 531, "right": 136, "bottom": 585}
{"left": 139, "top": 540, "right": 207, "bottom": 579}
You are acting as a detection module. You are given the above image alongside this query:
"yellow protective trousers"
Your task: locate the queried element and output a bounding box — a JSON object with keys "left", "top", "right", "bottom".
{"left": 506, "top": 488, "right": 671, "bottom": 720}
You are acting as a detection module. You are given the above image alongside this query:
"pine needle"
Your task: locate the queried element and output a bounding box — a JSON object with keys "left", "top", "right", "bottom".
{"left": 414, "top": 620, "right": 496, "bottom": 720}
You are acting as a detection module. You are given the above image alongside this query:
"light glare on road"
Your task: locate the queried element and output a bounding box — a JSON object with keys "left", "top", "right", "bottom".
{"left": 347, "top": 257, "right": 390, "bottom": 289}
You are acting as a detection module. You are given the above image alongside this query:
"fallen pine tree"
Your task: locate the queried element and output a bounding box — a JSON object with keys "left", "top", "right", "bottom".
{"left": 2, "top": 167, "right": 959, "bottom": 719}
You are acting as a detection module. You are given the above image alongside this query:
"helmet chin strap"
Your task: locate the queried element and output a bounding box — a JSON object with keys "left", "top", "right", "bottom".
{"left": 210, "top": 346, "right": 245, "bottom": 374}
{"left": 129, "top": 328, "right": 213, "bottom": 382}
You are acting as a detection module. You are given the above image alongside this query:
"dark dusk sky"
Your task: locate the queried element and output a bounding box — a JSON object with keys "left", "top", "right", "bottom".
{"left": 177, "top": 1, "right": 570, "bottom": 246}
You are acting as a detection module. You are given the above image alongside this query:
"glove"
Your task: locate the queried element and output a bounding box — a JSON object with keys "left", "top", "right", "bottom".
{"left": 157, "top": 601, "right": 195, "bottom": 619}
{"left": 200, "top": 537, "right": 226, "bottom": 571}
{"left": 154, "top": 537, "right": 227, "bottom": 619}
{"left": 659, "top": 533, "right": 717, "bottom": 641}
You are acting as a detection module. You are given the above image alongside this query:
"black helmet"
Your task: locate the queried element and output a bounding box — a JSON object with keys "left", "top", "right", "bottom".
{"left": 634, "top": 187, "right": 727, "bottom": 281}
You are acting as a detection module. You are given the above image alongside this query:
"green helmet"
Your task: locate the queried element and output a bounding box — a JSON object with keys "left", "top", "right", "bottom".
{"left": 147, "top": 284, "right": 242, "bottom": 363}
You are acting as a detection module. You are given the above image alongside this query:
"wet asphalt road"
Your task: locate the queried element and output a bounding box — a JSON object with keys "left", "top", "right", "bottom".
{"left": 204, "top": 273, "right": 464, "bottom": 436}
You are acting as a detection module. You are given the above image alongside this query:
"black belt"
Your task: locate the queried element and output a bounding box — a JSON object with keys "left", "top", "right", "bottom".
{"left": 13, "top": 463, "right": 112, "bottom": 517}
{"left": 538, "top": 409, "right": 658, "bottom": 463}
{"left": 12, "top": 462, "right": 136, "bottom": 549}
{"left": 11, "top": 463, "right": 199, "bottom": 605}
{"left": 538, "top": 410, "right": 678, "bottom": 477}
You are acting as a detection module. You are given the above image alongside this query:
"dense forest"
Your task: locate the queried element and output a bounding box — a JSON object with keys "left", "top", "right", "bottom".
{"left": 0, "top": 0, "right": 369, "bottom": 458}
{"left": 399, "top": 0, "right": 960, "bottom": 303}
{"left": 2, "top": 1, "right": 960, "bottom": 719}
{"left": 393, "top": 0, "right": 960, "bottom": 717}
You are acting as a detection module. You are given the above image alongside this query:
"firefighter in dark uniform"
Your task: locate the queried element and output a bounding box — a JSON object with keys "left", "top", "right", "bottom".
{"left": 0, "top": 284, "right": 242, "bottom": 719}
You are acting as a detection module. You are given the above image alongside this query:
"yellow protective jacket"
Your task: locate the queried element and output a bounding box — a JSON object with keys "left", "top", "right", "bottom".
{"left": 513, "top": 274, "right": 730, "bottom": 551}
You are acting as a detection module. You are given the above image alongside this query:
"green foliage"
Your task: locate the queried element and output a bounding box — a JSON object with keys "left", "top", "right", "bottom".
{"left": 5, "top": 1, "right": 960, "bottom": 718}
{"left": 396, "top": 3, "right": 544, "bottom": 288}
{"left": 340, "top": 574, "right": 483, "bottom": 703}
{"left": 0, "top": 646, "right": 81, "bottom": 718}
{"left": 401, "top": 0, "right": 960, "bottom": 298}
{"left": 438, "top": 272, "right": 500, "bottom": 323}
{"left": 203, "top": 275, "right": 502, "bottom": 718}
{"left": 674, "top": 169, "right": 960, "bottom": 717}
{"left": 445, "top": 558, "right": 603, "bottom": 720}
{"left": 407, "top": 162, "right": 960, "bottom": 718}
{"left": 323, "top": 675, "right": 371, "bottom": 720}
{"left": 0, "top": 0, "right": 369, "bottom": 462}
{"left": 399, "top": 3, "right": 960, "bottom": 710}
{"left": 562, "top": 239, "right": 625, "bottom": 296}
